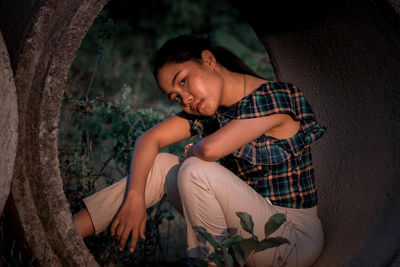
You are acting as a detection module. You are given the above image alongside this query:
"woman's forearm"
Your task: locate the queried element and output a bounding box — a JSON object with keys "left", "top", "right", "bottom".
{"left": 125, "top": 114, "right": 193, "bottom": 199}
{"left": 126, "top": 133, "right": 160, "bottom": 199}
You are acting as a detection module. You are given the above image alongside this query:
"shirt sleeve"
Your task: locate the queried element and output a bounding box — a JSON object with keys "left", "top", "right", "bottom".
{"left": 176, "top": 111, "right": 207, "bottom": 136}
{"left": 227, "top": 82, "right": 303, "bottom": 119}
{"left": 221, "top": 82, "right": 326, "bottom": 165}
{"left": 227, "top": 82, "right": 325, "bottom": 139}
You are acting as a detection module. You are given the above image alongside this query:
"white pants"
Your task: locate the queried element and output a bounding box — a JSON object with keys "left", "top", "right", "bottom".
{"left": 83, "top": 153, "right": 323, "bottom": 267}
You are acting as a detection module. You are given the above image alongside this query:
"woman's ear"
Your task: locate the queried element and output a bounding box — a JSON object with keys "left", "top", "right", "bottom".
{"left": 201, "top": 50, "right": 216, "bottom": 69}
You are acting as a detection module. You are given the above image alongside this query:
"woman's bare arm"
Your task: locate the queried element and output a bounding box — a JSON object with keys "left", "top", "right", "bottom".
{"left": 187, "top": 113, "right": 299, "bottom": 161}
{"left": 110, "top": 114, "right": 192, "bottom": 252}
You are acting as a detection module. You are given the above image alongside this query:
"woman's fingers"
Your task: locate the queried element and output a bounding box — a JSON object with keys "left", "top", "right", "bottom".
{"left": 110, "top": 217, "right": 119, "bottom": 236}
{"left": 124, "top": 217, "right": 146, "bottom": 252}
{"left": 117, "top": 223, "right": 125, "bottom": 244}
{"left": 128, "top": 227, "right": 140, "bottom": 252}
{"left": 113, "top": 217, "right": 144, "bottom": 252}
{"left": 109, "top": 196, "right": 147, "bottom": 252}
{"left": 139, "top": 218, "right": 146, "bottom": 240}
{"left": 129, "top": 231, "right": 136, "bottom": 252}
{"left": 184, "top": 142, "right": 195, "bottom": 158}
{"left": 119, "top": 226, "right": 132, "bottom": 251}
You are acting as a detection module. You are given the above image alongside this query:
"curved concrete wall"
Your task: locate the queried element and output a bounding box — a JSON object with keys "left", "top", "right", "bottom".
{"left": 231, "top": 0, "right": 400, "bottom": 266}
{"left": 0, "top": 32, "right": 18, "bottom": 214}
{"left": 0, "top": 0, "right": 109, "bottom": 265}
{"left": 0, "top": 0, "right": 399, "bottom": 265}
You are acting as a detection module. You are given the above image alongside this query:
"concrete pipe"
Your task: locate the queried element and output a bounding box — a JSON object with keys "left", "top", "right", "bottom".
{"left": 230, "top": 0, "right": 400, "bottom": 266}
{"left": 0, "top": 32, "right": 18, "bottom": 214}
{"left": 0, "top": 0, "right": 108, "bottom": 265}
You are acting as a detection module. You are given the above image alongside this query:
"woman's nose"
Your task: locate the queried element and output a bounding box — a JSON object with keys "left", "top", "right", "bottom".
{"left": 181, "top": 93, "right": 193, "bottom": 107}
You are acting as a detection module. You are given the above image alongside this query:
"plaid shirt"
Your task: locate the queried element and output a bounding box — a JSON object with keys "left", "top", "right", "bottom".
{"left": 180, "top": 82, "right": 326, "bottom": 208}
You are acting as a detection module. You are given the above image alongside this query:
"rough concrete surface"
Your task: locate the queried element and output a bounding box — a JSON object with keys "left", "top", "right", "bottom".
{"left": 0, "top": 0, "right": 109, "bottom": 265}
{"left": 0, "top": 0, "right": 399, "bottom": 265}
{"left": 231, "top": 0, "right": 400, "bottom": 266}
{"left": 0, "top": 32, "right": 18, "bottom": 214}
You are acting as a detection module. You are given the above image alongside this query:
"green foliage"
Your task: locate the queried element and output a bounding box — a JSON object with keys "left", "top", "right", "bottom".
{"left": 236, "top": 211, "right": 254, "bottom": 235}
{"left": 60, "top": 84, "right": 171, "bottom": 210}
{"left": 59, "top": 84, "right": 187, "bottom": 265}
{"left": 67, "top": 0, "right": 275, "bottom": 109}
{"left": 194, "top": 212, "right": 289, "bottom": 267}
{"left": 264, "top": 213, "right": 286, "bottom": 238}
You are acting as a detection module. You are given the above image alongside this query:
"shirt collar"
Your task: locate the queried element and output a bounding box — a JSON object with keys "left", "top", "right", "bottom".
{"left": 217, "top": 83, "right": 267, "bottom": 118}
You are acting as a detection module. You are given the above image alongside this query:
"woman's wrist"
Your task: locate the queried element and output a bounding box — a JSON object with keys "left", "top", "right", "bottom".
{"left": 126, "top": 189, "right": 145, "bottom": 200}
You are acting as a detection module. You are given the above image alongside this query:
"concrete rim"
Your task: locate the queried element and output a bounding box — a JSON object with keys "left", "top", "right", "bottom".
{"left": 9, "top": 0, "right": 109, "bottom": 265}
{"left": 0, "top": 31, "right": 18, "bottom": 214}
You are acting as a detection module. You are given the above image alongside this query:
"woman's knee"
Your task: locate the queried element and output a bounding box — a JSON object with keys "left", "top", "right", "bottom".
{"left": 153, "top": 152, "right": 178, "bottom": 168}
{"left": 177, "top": 156, "right": 209, "bottom": 192}
{"left": 144, "top": 152, "right": 180, "bottom": 206}
{"left": 149, "top": 152, "right": 180, "bottom": 179}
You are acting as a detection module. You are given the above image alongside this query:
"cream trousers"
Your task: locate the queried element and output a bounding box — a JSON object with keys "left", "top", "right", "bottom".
{"left": 83, "top": 153, "right": 323, "bottom": 267}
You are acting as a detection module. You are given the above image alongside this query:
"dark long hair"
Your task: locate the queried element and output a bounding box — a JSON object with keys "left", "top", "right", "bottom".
{"left": 153, "top": 35, "right": 264, "bottom": 81}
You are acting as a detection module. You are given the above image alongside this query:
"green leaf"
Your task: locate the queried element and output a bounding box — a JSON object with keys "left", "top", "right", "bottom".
{"left": 195, "top": 230, "right": 219, "bottom": 249}
{"left": 240, "top": 238, "right": 259, "bottom": 259}
{"left": 209, "top": 252, "right": 224, "bottom": 267}
{"left": 236, "top": 212, "right": 254, "bottom": 235}
{"left": 264, "top": 213, "right": 286, "bottom": 238}
{"left": 254, "top": 237, "right": 290, "bottom": 253}
{"left": 222, "top": 235, "right": 243, "bottom": 249}
{"left": 223, "top": 248, "right": 234, "bottom": 267}
{"left": 230, "top": 242, "right": 245, "bottom": 267}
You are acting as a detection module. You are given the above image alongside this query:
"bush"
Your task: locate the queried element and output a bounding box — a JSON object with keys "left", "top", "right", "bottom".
{"left": 59, "top": 85, "right": 190, "bottom": 265}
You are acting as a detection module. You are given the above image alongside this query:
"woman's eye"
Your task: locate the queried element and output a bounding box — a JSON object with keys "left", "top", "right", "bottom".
{"left": 173, "top": 95, "right": 181, "bottom": 103}
{"left": 180, "top": 78, "right": 186, "bottom": 86}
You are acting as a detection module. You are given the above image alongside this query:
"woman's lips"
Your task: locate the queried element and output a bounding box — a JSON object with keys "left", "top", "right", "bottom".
{"left": 193, "top": 100, "right": 202, "bottom": 113}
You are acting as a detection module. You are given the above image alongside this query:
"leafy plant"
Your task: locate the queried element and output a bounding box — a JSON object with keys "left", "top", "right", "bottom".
{"left": 59, "top": 84, "right": 188, "bottom": 265}
{"left": 195, "top": 212, "right": 289, "bottom": 267}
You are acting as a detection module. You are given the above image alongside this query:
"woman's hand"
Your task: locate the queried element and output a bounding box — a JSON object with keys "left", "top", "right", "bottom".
{"left": 184, "top": 142, "right": 195, "bottom": 159}
{"left": 110, "top": 194, "right": 147, "bottom": 252}
{"left": 108, "top": 115, "right": 192, "bottom": 252}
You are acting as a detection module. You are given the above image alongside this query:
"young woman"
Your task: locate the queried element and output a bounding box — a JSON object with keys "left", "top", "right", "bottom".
{"left": 73, "top": 35, "right": 326, "bottom": 267}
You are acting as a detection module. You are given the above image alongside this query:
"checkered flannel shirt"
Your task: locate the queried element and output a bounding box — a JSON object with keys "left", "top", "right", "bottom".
{"left": 179, "top": 81, "right": 326, "bottom": 208}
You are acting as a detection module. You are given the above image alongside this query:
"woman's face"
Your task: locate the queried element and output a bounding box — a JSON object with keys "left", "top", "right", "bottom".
{"left": 157, "top": 53, "right": 224, "bottom": 116}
